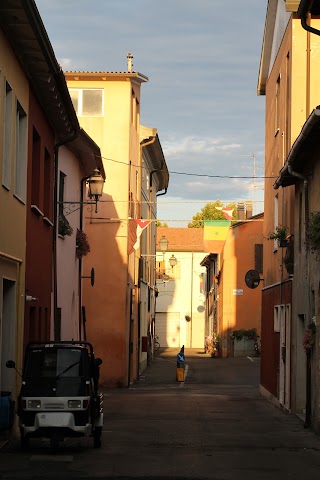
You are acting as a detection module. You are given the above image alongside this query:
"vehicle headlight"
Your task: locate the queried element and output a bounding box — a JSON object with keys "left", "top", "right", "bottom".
{"left": 27, "top": 400, "right": 41, "bottom": 409}
{"left": 68, "top": 400, "right": 82, "bottom": 409}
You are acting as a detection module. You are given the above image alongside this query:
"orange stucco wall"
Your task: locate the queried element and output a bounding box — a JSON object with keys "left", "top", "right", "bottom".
{"left": 218, "top": 216, "right": 263, "bottom": 356}
{"left": 66, "top": 74, "right": 144, "bottom": 386}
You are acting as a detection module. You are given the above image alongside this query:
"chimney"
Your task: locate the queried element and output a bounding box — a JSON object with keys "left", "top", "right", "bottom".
{"left": 127, "top": 52, "right": 133, "bottom": 73}
{"left": 237, "top": 202, "right": 245, "bottom": 221}
{"left": 246, "top": 201, "right": 253, "bottom": 219}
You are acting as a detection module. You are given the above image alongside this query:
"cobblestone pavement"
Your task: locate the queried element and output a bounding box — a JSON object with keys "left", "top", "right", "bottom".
{"left": 1, "top": 349, "right": 320, "bottom": 479}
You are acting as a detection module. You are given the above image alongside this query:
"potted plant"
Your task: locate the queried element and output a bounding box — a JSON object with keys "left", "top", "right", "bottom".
{"left": 267, "top": 225, "right": 288, "bottom": 247}
{"left": 58, "top": 215, "right": 73, "bottom": 237}
{"left": 283, "top": 237, "right": 294, "bottom": 275}
{"left": 307, "top": 211, "right": 320, "bottom": 259}
{"left": 303, "top": 323, "right": 316, "bottom": 354}
{"left": 76, "top": 229, "right": 90, "bottom": 259}
{"left": 283, "top": 255, "right": 294, "bottom": 275}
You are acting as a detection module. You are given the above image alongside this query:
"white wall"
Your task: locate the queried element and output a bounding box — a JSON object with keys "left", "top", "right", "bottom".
{"left": 155, "top": 251, "right": 207, "bottom": 348}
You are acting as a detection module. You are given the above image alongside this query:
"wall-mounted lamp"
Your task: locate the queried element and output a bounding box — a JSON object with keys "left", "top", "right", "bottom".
{"left": 87, "top": 168, "right": 105, "bottom": 211}
{"left": 158, "top": 235, "right": 169, "bottom": 253}
{"left": 169, "top": 254, "right": 177, "bottom": 268}
{"left": 58, "top": 168, "right": 105, "bottom": 215}
{"left": 26, "top": 295, "right": 38, "bottom": 302}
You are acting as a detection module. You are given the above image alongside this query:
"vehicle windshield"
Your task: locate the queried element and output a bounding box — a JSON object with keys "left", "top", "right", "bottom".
{"left": 22, "top": 347, "right": 88, "bottom": 397}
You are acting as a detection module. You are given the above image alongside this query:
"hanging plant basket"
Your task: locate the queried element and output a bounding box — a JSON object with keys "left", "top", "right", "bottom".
{"left": 307, "top": 211, "right": 320, "bottom": 259}
{"left": 58, "top": 215, "right": 73, "bottom": 237}
{"left": 76, "top": 229, "right": 90, "bottom": 259}
{"left": 303, "top": 323, "right": 316, "bottom": 354}
{"left": 267, "top": 226, "right": 289, "bottom": 247}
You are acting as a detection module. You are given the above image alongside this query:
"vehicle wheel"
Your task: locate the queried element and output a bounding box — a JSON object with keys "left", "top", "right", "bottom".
{"left": 154, "top": 341, "right": 160, "bottom": 352}
{"left": 20, "top": 429, "right": 29, "bottom": 450}
{"left": 93, "top": 427, "right": 102, "bottom": 448}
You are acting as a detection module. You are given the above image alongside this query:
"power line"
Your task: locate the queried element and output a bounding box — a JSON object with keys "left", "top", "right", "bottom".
{"left": 99, "top": 154, "right": 273, "bottom": 179}
{"left": 98, "top": 199, "right": 264, "bottom": 204}
{"left": 86, "top": 217, "right": 263, "bottom": 223}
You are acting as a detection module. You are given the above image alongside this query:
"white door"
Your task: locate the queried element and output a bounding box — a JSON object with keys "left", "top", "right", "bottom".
{"left": 156, "top": 312, "right": 181, "bottom": 348}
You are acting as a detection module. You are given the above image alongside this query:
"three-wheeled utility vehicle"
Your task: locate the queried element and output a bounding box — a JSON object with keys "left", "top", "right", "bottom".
{"left": 6, "top": 341, "right": 103, "bottom": 449}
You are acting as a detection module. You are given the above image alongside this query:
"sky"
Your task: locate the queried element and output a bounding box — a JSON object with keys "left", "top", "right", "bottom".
{"left": 35, "top": 0, "right": 267, "bottom": 226}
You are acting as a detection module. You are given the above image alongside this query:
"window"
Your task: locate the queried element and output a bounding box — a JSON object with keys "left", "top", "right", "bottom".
{"left": 43, "top": 148, "right": 52, "bottom": 219}
{"left": 2, "top": 82, "right": 13, "bottom": 189}
{"left": 299, "top": 192, "right": 302, "bottom": 252}
{"left": 255, "top": 244, "right": 263, "bottom": 273}
{"left": 69, "top": 88, "right": 103, "bottom": 116}
{"left": 274, "top": 305, "right": 284, "bottom": 333}
{"left": 156, "top": 260, "right": 180, "bottom": 280}
{"left": 31, "top": 128, "right": 40, "bottom": 206}
{"left": 156, "top": 261, "right": 166, "bottom": 279}
{"left": 275, "top": 75, "right": 281, "bottom": 134}
{"left": 58, "top": 172, "right": 69, "bottom": 236}
{"left": 58, "top": 172, "right": 66, "bottom": 218}
{"left": 14, "top": 100, "right": 27, "bottom": 201}
{"left": 273, "top": 194, "right": 279, "bottom": 250}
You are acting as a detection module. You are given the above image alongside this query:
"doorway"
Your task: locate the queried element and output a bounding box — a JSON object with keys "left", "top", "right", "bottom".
{"left": 1, "top": 278, "right": 17, "bottom": 392}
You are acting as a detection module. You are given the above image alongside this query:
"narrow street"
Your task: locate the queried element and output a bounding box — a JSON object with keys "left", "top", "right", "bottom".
{"left": 1, "top": 349, "right": 320, "bottom": 479}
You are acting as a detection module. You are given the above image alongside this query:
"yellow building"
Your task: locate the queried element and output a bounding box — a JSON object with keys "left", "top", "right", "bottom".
{"left": 65, "top": 60, "right": 151, "bottom": 386}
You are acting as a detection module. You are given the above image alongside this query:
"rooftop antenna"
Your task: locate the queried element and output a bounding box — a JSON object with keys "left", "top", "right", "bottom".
{"left": 240, "top": 153, "right": 263, "bottom": 215}
{"left": 127, "top": 52, "right": 133, "bottom": 73}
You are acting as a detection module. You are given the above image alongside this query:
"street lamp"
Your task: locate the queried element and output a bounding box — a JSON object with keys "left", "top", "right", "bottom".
{"left": 87, "top": 168, "right": 105, "bottom": 211}
{"left": 169, "top": 254, "right": 177, "bottom": 268}
{"left": 58, "top": 168, "right": 105, "bottom": 215}
{"left": 157, "top": 236, "right": 177, "bottom": 281}
{"left": 159, "top": 235, "right": 169, "bottom": 253}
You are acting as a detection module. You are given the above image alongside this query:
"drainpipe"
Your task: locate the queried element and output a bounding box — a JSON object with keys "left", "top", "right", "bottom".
{"left": 139, "top": 136, "right": 157, "bottom": 373}
{"left": 288, "top": 165, "right": 311, "bottom": 426}
{"left": 190, "top": 252, "right": 194, "bottom": 347}
{"left": 78, "top": 174, "right": 92, "bottom": 340}
{"left": 53, "top": 132, "right": 78, "bottom": 340}
{"left": 298, "top": 1, "right": 320, "bottom": 37}
{"left": 156, "top": 188, "right": 167, "bottom": 197}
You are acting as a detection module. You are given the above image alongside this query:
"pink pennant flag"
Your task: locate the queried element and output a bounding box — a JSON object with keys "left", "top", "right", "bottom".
{"left": 215, "top": 206, "right": 234, "bottom": 220}
{"left": 133, "top": 220, "right": 151, "bottom": 251}
{"left": 222, "top": 208, "right": 233, "bottom": 220}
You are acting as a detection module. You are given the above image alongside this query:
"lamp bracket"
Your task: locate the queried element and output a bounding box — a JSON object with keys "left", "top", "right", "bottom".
{"left": 57, "top": 201, "right": 98, "bottom": 216}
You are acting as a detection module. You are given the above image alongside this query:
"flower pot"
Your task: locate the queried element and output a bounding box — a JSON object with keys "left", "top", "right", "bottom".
{"left": 279, "top": 239, "right": 288, "bottom": 248}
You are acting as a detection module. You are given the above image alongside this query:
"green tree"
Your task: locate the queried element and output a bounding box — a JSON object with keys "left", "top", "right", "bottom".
{"left": 188, "top": 200, "right": 237, "bottom": 228}
{"left": 156, "top": 221, "right": 168, "bottom": 227}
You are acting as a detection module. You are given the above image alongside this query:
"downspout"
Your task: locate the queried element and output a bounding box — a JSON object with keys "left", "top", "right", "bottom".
{"left": 156, "top": 188, "right": 167, "bottom": 197}
{"left": 53, "top": 131, "right": 78, "bottom": 340}
{"left": 190, "top": 252, "right": 194, "bottom": 347}
{"left": 78, "top": 174, "right": 92, "bottom": 340}
{"left": 288, "top": 165, "right": 311, "bottom": 427}
{"left": 139, "top": 136, "right": 157, "bottom": 374}
{"left": 298, "top": 2, "right": 320, "bottom": 37}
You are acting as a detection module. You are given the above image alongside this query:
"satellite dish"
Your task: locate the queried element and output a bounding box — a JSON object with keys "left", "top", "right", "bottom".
{"left": 245, "top": 270, "right": 260, "bottom": 289}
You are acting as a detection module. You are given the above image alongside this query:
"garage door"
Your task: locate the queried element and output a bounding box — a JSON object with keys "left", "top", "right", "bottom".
{"left": 156, "top": 312, "right": 181, "bottom": 348}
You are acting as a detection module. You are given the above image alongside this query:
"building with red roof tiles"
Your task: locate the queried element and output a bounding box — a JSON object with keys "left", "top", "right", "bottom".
{"left": 155, "top": 228, "right": 209, "bottom": 348}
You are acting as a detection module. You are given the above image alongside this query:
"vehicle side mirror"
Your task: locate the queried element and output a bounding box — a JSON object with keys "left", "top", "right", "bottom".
{"left": 6, "top": 360, "right": 16, "bottom": 369}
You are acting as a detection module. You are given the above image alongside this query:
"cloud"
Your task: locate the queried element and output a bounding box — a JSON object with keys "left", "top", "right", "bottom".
{"left": 35, "top": 0, "right": 267, "bottom": 225}
{"left": 163, "top": 136, "right": 241, "bottom": 159}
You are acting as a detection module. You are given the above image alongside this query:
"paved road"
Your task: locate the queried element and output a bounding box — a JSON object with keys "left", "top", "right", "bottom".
{"left": 1, "top": 348, "right": 320, "bottom": 479}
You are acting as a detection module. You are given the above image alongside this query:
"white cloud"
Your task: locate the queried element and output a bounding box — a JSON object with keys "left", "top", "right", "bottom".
{"left": 35, "top": 0, "right": 267, "bottom": 225}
